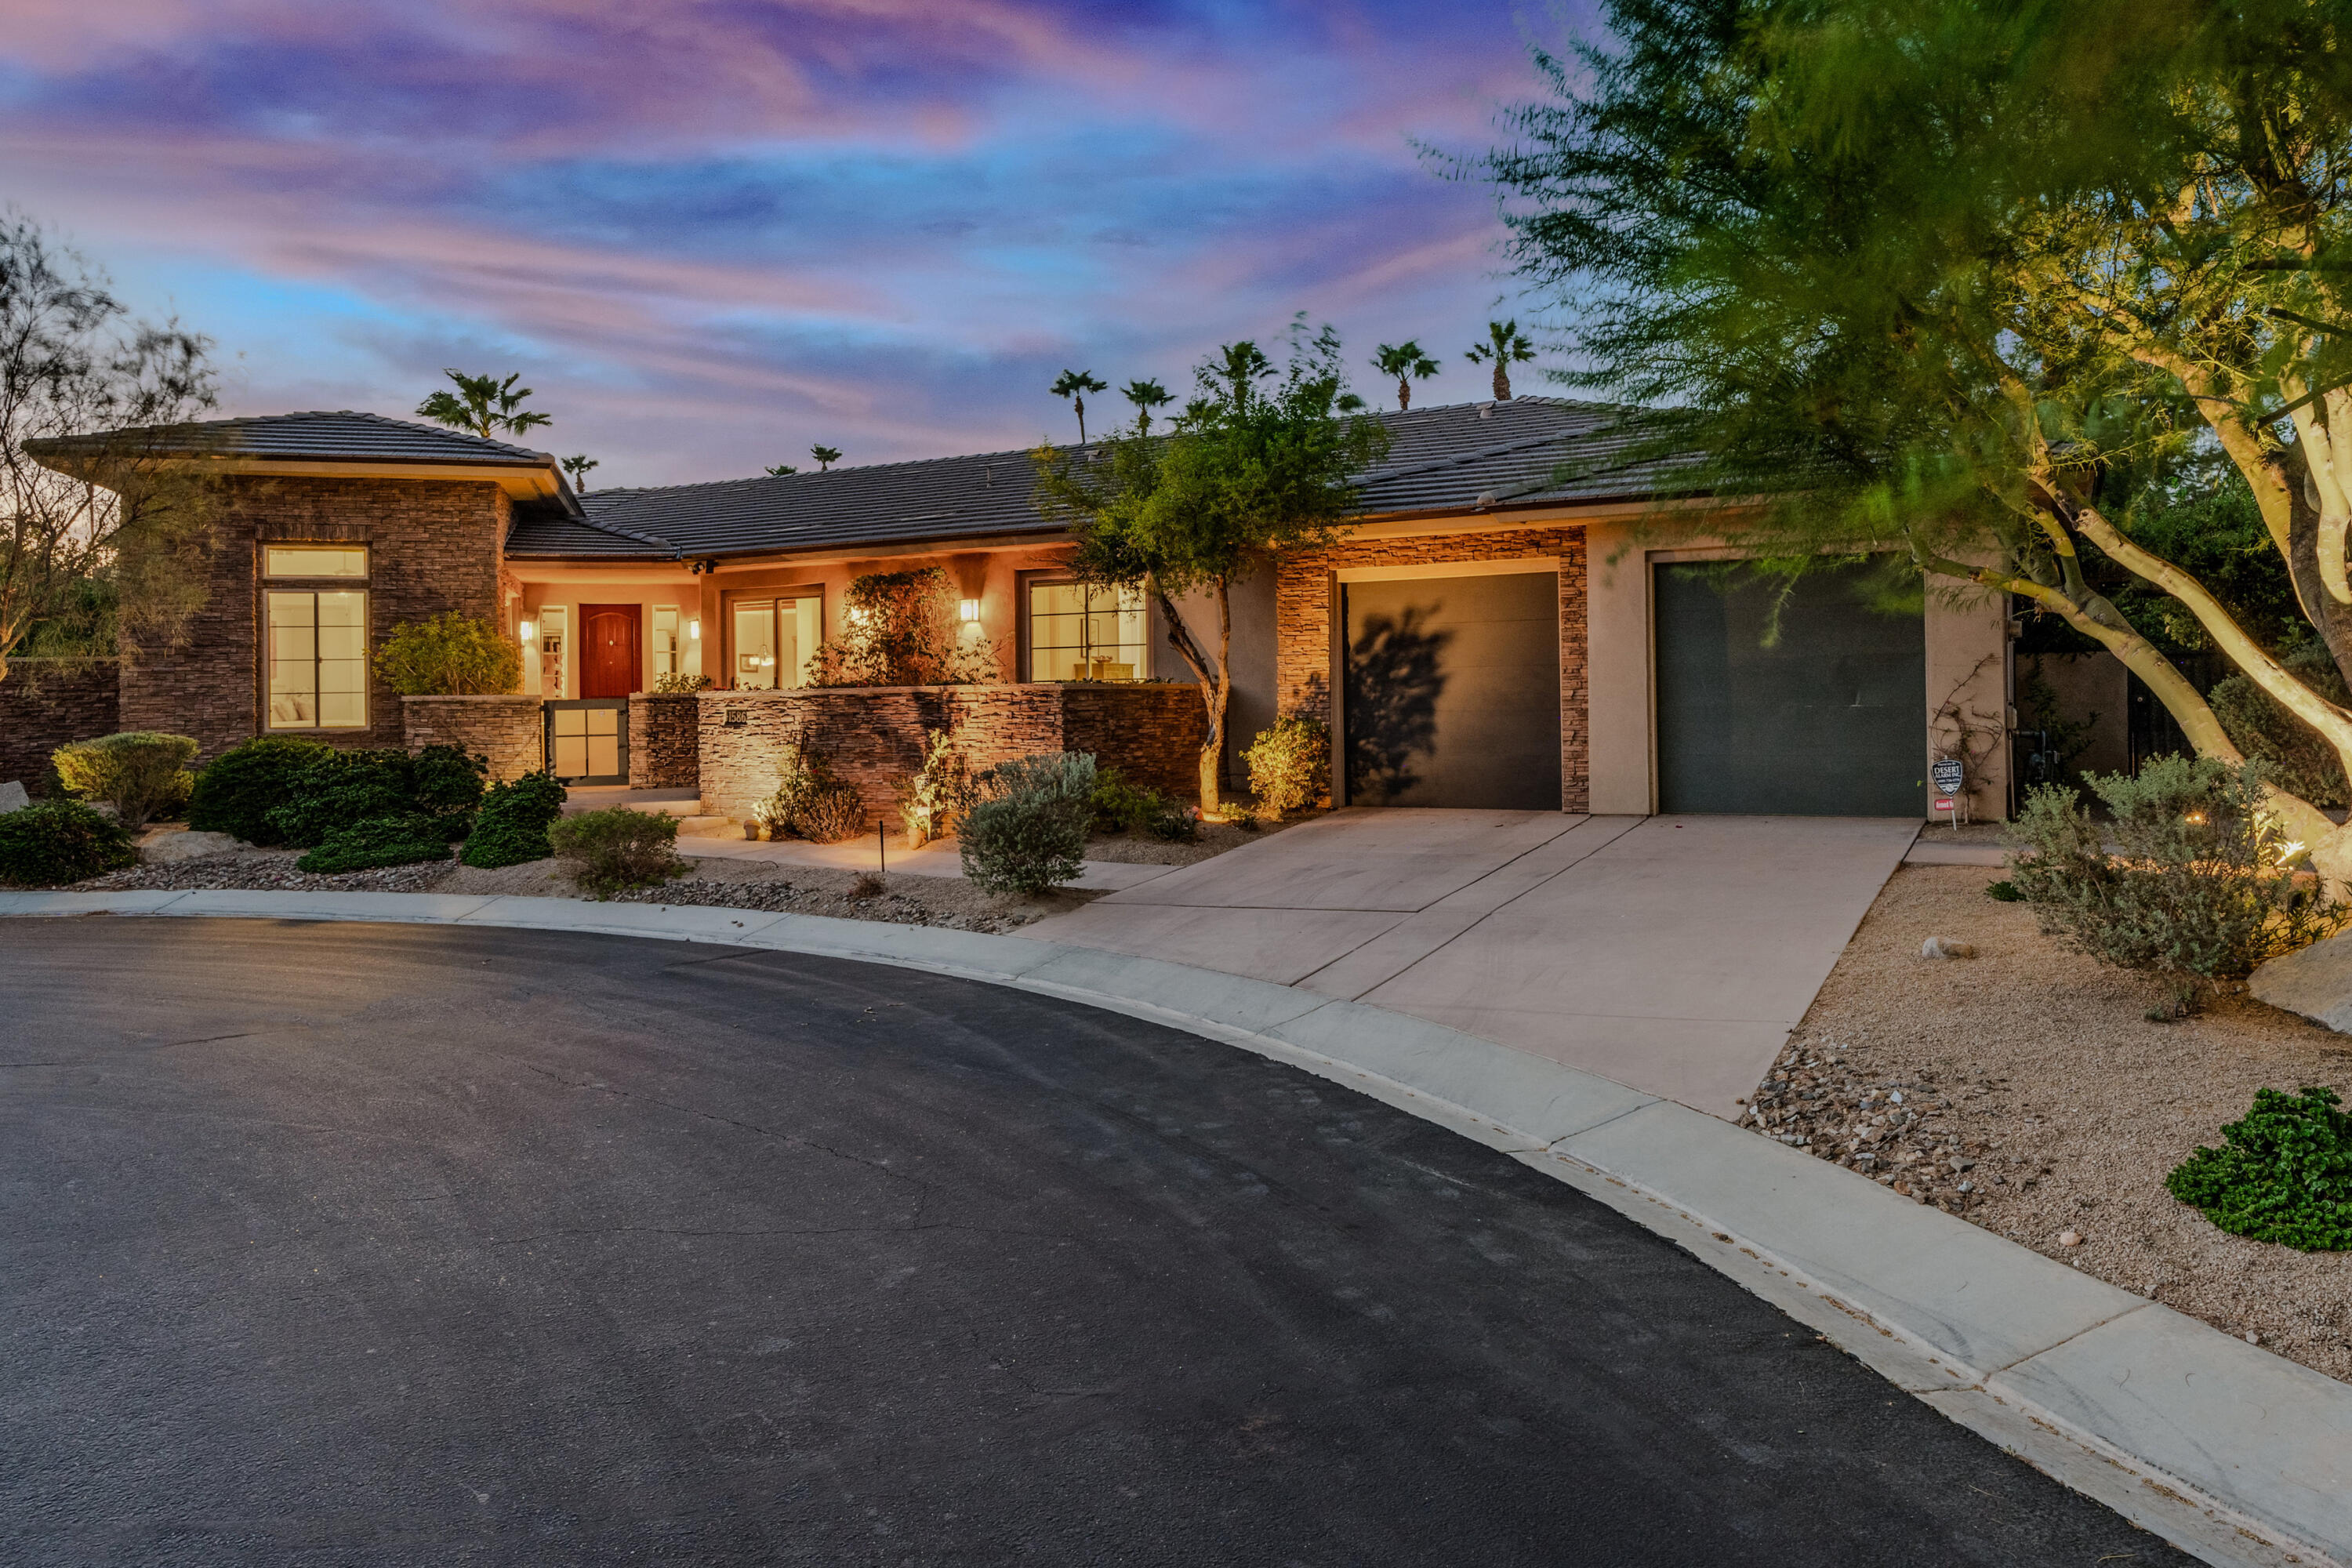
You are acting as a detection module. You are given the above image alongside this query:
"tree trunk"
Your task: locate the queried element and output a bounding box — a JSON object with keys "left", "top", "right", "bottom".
{"left": 1492, "top": 364, "right": 1511, "bottom": 401}
{"left": 1150, "top": 575, "right": 1230, "bottom": 816}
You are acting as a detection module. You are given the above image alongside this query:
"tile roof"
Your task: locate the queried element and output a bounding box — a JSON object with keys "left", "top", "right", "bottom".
{"left": 25, "top": 409, "right": 561, "bottom": 468}
{"left": 508, "top": 397, "right": 1699, "bottom": 562}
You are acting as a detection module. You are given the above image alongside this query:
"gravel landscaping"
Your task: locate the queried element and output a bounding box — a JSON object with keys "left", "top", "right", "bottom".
{"left": 1079, "top": 811, "right": 1316, "bottom": 866}
{"left": 77, "top": 848, "right": 457, "bottom": 895}
{"left": 1755, "top": 862, "right": 2352, "bottom": 1383}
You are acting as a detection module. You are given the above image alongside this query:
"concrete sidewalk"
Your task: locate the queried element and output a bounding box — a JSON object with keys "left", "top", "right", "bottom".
{"left": 1025, "top": 810, "right": 1920, "bottom": 1117}
{"left": 4, "top": 885, "right": 2344, "bottom": 1568}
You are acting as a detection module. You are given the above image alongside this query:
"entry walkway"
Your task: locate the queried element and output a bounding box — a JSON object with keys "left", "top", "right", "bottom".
{"left": 1024, "top": 810, "right": 1921, "bottom": 1116}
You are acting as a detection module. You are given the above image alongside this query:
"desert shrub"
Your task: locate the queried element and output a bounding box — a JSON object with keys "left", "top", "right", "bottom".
{"left": 804, "top": 567, "right": 1000, "bottom": 687}
{"left": 895, "top": 728, "right": 979, "bottom": 846}
{"left": 960, "top": 751, "right": 1094, "bottom": 895}
{"left": 51, "top": 731, "right": 200, "bottom": 829}
{"left": 2165, "top": 1086, "right": 2352, "bottom": 1250}
{"left": 548, "top": 807, "right": 684, "bottom": 896}
{"left": 1148, "top": 801, "right": 1200, "bottom": 842}
{"left": 754, "top": 742, "right": 870, "bottom": 844}
{"left": 186, "top": 735, "right": 334, "bottom": 844}
{"left": 296, "top": 812, "right": 453, "bottom": 874}
{"left": 374, "top": 612, "right": 523, "bottom": 695}
{"left": 1088, "top": 766, "right": 1165, "bottom": 834}
{"left": 2209, "top": 644, "right": 2350, "bottom": 808}
{"left": 2006, "top": 757, "right": 2349, "bottom": 1011}
{"left": 461, "top": 770, "right": 568, "bottom": 868}
{"left": 652, "top": 672, "right": 713, "bottom": 694}
{"left": 0, "top": 799, "right": 138, "bottom": 886}
{"left": 1243, "top": 715, "right": 1328, "bottom": 819}
{"left": 267, "top": 745, "right": 485, "bottom": 848}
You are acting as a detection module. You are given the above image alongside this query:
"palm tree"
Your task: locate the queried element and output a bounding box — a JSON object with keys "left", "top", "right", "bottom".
{"left": 1050, "top": 369, "right": 1108, "bottom": 442}
{"left": 764, "top": 463, "right": 799, "bottom": 477}
{"left": 415, "top": 369, "right": 554, "bottom": 440}
{"left": 1203, "top": 341, "right": 1275, "bottom": 412}
{"left": 560, "top": 454, "right": 597, "bottom": 492}
{"left": 809, "top": 444, "right": 842, "bottom": 471}
{"left": 1370, "top": 341, "right": 1439, "bottom": 411}
{"left": 1121, "top": 377, "right": 1174, "bottom": 433}
{"left": 1463, "top": 321, "right": 1535, "bottom": 401}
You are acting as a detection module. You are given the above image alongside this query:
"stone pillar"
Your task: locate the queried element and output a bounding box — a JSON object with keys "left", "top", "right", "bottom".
{"left": 627, "top": 694, "right": 701, "bottom": 789}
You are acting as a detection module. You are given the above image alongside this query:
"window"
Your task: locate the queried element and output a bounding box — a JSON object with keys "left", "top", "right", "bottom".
{"left": 652, "top": 606, "right": 681, "bottom": 681}
{"left": 264, "top": 544, "right": 369, "bottom": 730}
{"left": 1026, "top": 579, "right": 1145, "bottom": 681}
{"left": 536, "top": 605, "right": 568, "bottom": 699}
{"left": 729, "top": 597, "right": 821, "bottom": 689}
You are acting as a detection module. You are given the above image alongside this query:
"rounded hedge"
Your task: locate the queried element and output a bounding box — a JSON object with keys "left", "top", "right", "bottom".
{"left": 0, "top": 800, "right": 139, "bottom": 887}
{"left": 185, "top": 736, "right": 334, "bottom": 845}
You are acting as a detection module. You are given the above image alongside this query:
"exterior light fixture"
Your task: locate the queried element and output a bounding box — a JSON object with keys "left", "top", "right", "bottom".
{"left": 520, "top": 619, "right": 536, "bottom": 641}
{"left": 688, "top": 618, "right": 702, "bottom": 641}
{"left": 959, "top": 598, "right": 982, "bottom": 622}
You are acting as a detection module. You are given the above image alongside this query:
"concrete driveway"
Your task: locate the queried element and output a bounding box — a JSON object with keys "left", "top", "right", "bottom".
{"left": 1025, "top": 810, "right": 1919, "bottom": 1116}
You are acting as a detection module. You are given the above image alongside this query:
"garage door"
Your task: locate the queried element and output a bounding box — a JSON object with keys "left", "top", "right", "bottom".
{"left": 1342, "top": 571, "right": 1562, "bottom": 810}
{"left": 1653, "top": 560, "right": 1924, "bottom": 816}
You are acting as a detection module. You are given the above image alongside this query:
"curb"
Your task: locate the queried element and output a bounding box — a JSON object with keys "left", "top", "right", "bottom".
{"left": 6, "top": 887, "right": 2347, "bottom": 1567}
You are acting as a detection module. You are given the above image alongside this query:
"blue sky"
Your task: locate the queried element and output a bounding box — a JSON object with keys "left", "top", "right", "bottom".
{"left": 0, "top": 1, "right": 1581, "bottom": 486}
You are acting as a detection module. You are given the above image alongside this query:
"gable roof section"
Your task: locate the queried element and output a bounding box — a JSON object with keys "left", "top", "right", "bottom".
{"left": 508, "top": 397, "right": 1699, "bottom": 563}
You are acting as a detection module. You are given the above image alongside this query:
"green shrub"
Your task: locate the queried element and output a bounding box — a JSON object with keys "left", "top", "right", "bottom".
{"left": 548, "top": 807, "right": 684, "bottom": 896}
{"left": 1985, "top": 879, "right": 2024, "bottom": 902}
{"left": 2165, "top": 1086, "right": 2352, "bottom": 1250}
{"left": 296, "top": 813, "right": 454, "bottom": 875}
{"left": 0, "top": 799, "right": 138, "bottom": 886}
{"left": 266, "top": 746, "right": 485, "bottom": 848}
{"left": 462, "top": 769, "right": 568, "bottom": 868}
{"left": 52, "top": 731, "right": 200, "bottom": 829}
{"left": 960, "top": 751, "right": 1094, "bottom": 895}
{"left": 1243, "top": 715, "right": 1327, "bottom": 819}
{"left": 2209, "top": 644, "right": 2350, "bottom": 808}
{"left": 754, "top": 742, "right": 870, "bottom": 844}
{"left": 186, "top": 736, "right": 335, "bottom": 844}
{"left": 1089, "top": 766, "right": 1165, "bottom": 834}
{"left": 652, "top": 673, "right": 713, "bottom": 694}
{"left": 2006, "top": 757, "right": 2349, "bottom": 1011}
{"left": 1148, "top": 801, "right": 1200, "bottom": 842}
{"left": 895, "top": 728, "right": 978, "bottom": 846}
{"left": 374, "top": 612, "right": 523, "bottom": 695}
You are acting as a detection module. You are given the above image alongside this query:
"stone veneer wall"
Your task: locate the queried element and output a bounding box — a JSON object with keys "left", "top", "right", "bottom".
{"left": 0, "top": 661, "right": 122, "bottom": 793}
{"left": 121, "top": 474, "right": 510, "bottom": 763}
{"left": 401, "top": 695, "right": 543, "bottom": 781}
{"left": 628, "top": 694, "right": 700, "bottom": 790}
{"left": 1275, "top": 526, "right": 1590, "bottom": 811}
{"left": 698, "top": 682, "right": 1207, "bottom": 822}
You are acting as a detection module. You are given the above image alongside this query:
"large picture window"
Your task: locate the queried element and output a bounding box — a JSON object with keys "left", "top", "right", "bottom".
{"left": 729, "top": 596, "right": 820, "bottom": 689}
{"left": 265, "top": 544, "right": 368, "bottom": 730}
{"left": 1025, "top": 579, "right": 1145, "bottom": 681}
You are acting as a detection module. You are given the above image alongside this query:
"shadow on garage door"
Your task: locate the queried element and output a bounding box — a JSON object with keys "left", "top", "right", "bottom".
{"left": 1653, "top": 558, "right": 1925, "bottom": 817}
{"left": 1342, "top": 570, "right": 1562, "bottom": 811}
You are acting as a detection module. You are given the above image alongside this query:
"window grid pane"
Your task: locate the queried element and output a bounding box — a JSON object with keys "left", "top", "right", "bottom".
{"left": 1029, "top": 581, "right": 1145, "bottom": 681}
{"left": 267, "top": 589, "right": 368, "bottom": 730}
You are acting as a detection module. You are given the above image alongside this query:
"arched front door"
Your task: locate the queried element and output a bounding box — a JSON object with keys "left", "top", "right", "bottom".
{"left": 579, "top": 604, "right": 642, "bottom": 699}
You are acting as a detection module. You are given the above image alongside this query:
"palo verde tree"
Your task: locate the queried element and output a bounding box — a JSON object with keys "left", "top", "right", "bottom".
{"left": 1461, "top": 0, "right": 2352, "bottom": 881}
{"left": 1370, "top": 340, "right": 1441, "bottom": 410}
{"left": 1463, "top": 319, "right": 1534, "bottom": 401}
{"left": 416, "top": 369, "right": 552, "bottom": 441}
{"left": 1032, "top": 318, "right": 1388, "bottom": 811}
{"left": 1, "top": 213, "right": 220, "bottom": 686}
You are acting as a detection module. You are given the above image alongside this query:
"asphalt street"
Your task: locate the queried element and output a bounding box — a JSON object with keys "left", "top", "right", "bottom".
{"left": 1, "top": 917, "right": 2187, "bottom": 1566}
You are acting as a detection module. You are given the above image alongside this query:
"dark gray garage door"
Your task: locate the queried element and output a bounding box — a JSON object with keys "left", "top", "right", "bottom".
{"left": 1654, "top": 560, "right": 1925, "bottom": 816}
{"left": 1343, "top": 572, "right": 1562, "bottom": 810}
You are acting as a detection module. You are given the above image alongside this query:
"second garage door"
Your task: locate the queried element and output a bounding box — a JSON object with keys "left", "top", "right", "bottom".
{"left": 1342, "top": 571, "right": 1562, "bottom": 811}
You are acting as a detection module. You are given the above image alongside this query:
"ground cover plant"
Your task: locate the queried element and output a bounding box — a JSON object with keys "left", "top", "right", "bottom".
{"left": 461, "top": 769, "right": 568, "bottom": 868}
{"left": 297, "top": 813, "right": 453, "bottom": 875}
{"left": 2166, "top": 1087, "right": 2352, "bottom": 1252}
{"left": 0, "top": 799, "right": 137, "bottom": 885}
{"left": 1243, "top": 715, "right": 1327, "bottom": 819}
{"left": 755, "top": 742, "right": 867, "bottom": 843}
{"left": 266, "top": 745, "right": 485, "bottom": 850}
{"left": 548, "top": 807, "right": 684, "bottom": 897}
{"left": 2005, "top": 757, "right": 2347, "bottom": 1014}
{"left": 960, "top": 750, "right": 1094, "bottom": 895}
{"left": 184, "top": 735, "right": 334, "bottom": 844}
{"left": 51, "top": 731, "right": 198, "bottom": 828}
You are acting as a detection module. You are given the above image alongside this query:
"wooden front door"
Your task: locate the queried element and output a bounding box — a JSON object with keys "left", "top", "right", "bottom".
{"left": 580, "top": 604, "right": 642, "bottom": 699}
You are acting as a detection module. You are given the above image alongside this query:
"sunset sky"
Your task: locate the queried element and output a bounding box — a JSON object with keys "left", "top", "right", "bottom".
{"left": 0, "top": 2, "right": 1577, "bottom": 487}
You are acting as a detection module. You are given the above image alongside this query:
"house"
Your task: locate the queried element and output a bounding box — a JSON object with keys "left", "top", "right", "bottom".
{"left": 16, "top": 399, "right": 2009, "bottom": 821}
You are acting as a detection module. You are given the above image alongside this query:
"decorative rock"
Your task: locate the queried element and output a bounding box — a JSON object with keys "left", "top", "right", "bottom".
{"left": 2057, "top": 1228, "right": 2083, "bottom": 1247}
{"left": 0, "top": 780, "right": 27, "bottom": 813}
{"left": 136, "top": 827, "right": 245, "bottom": 865}
{"left": 1920, "top": 935, "right": 1977, "bottom": 960}
{"left": 2251, "top": 927, "right": 2352, "bottom": 1033}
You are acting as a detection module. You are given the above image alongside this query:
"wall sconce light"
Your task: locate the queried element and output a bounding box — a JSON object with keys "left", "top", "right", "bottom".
{"left": 958, "top": 598, "right": 982, "bottom": 623}
{"left": 688, "top": 618, "right": 702, "bottom": 641}
{"left": 520, "top": 619, "right": 536, "bottom": 642}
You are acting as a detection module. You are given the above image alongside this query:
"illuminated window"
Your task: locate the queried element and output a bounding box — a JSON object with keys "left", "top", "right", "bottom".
{"left": 729, "top": 597, "right": 820, "bottom": 689}
{"left": 263, "top": 544, "right": 368, "bottom": 730}
{"left": 652, "top": 606, "right": 681, "bottom": 680}
{"left": 1025, "top": 579, "right": 1145, "bottom": 681}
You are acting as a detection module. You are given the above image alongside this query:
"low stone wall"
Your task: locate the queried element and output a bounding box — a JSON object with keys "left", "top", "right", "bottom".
{"left": 401, "top": 695, "right": 543, "bottom": 780}
{"left": 699, "top": 682, "right": 1207, "bottom": 823}
{"left": 628, "top": 694, "right": 700, "bottom": 790}
{"left": 0, "top": 662, "right": 122, "bottom": 793}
